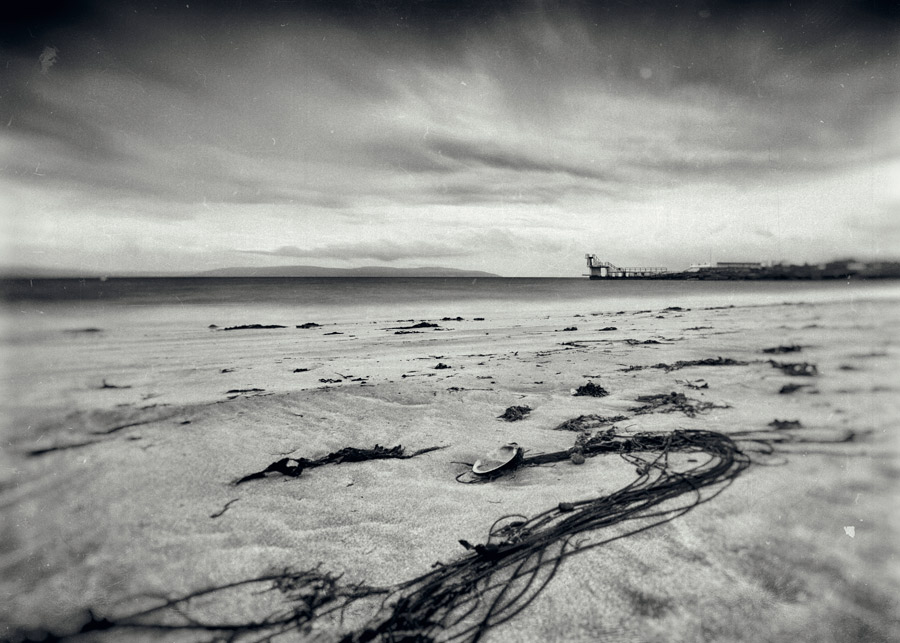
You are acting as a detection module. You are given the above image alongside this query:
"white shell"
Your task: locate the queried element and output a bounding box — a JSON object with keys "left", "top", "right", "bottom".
{"left": 472, "top": 443, "right": 521, "bottom": 475}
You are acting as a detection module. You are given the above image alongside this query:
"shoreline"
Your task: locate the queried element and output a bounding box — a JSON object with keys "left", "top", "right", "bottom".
{"left": 2, "top": 294, "right": 899, "bottom": 641}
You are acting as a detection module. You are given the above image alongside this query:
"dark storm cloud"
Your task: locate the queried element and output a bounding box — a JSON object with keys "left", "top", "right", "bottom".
{"left": 2, "top": 0, "right": 898, "bottom": 273}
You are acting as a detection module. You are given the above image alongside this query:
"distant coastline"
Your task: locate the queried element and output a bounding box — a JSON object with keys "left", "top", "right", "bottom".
{"left": 0, "top": 265, "right": 501, "bottom": 280}
{"left": 194, "top": 265, "right": 501, "bottom": 278}
{"left": 585, "top": 256, "right": 900, "bottom": 281}
{"left": 646, "top": 260, "right": 900, "bottom": 281}
{"left": 3, "top": 259, "right": 900, "bottom": 281}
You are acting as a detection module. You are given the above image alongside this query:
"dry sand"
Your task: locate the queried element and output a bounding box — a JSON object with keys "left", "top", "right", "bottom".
{"left": 1, "top": 295, "right": 899, "bottom": 642}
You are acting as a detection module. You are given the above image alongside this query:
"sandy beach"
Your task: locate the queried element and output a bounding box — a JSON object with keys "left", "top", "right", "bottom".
{"left": 2, "top": 285, "right": 899, "bottom": 642}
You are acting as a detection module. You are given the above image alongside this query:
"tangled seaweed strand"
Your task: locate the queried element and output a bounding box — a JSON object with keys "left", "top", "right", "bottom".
{"left": 234, "top": 445, "right": 444, "bottom": 484}
{"left": 346, "top": 430, "right": 752, "bottom": 643}
{"left": 622, "top": 357, "right": 748, "bottom": 373}
{"left": 630, "top": 392, "right": 729, "bottom": 418}
{"left": 39, "top": 426, "right": 855, "bottom": 643}
{"left": 552, "top": 414, "right": 627, "bottom": 432}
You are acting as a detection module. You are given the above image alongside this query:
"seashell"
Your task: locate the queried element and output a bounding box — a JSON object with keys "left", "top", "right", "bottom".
{"left": 473, "top": 443, "right": 522, "bottom": 475}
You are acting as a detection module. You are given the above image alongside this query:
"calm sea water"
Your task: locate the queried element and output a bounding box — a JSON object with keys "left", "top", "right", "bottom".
{"left": 2, "top": 277, "right": 899, "bottom": 328}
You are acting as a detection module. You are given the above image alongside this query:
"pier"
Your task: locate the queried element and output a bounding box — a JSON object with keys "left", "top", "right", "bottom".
{"left": 585, "top": 254, "right": 668, "bottom": 279}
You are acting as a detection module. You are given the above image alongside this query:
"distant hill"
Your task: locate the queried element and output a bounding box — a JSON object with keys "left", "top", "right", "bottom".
{"left": 0, "top": 265, "right": 501, "bottom": 279}
{"left": 192, "top": 265, "right": 501, "bottom": 278}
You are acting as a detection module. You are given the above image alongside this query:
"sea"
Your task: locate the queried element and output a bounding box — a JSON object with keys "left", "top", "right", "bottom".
{"left": 2, "top": 277, "right": 899, "bottom": 331}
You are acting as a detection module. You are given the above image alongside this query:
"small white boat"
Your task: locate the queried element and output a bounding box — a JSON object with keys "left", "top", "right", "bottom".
{"left": 473, "top": 443, "right": 522, "bottom": 475}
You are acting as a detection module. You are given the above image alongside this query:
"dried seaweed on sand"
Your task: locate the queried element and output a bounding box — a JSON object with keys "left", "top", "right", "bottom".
{"left": 234, "top": 444, "right": 444, "bottom": 485}
{"left": 630, "top": 392, "right": 729, "bottom": 418}
{"left": 498, "top": 406, "right": 532, "bottom": 421}
{"left": 46, "top": 423, "right": 856, "bottom": 643}
{"left": 572, "top": 381, "right": 609, "bottom": 397}
{"left": 762, "top": 345, "right": 802, "bottom": 354}
{"left": 221, "top": 324, "right": 287, "bottom": 331}
{"left": 768, "top": 360, "right": 818, "bottom": 376}
{"left": 621, "top": 357, "right": 748, "bottom": 372}
{"left": 552, "top": 414, "right": 627, "bottom": 431}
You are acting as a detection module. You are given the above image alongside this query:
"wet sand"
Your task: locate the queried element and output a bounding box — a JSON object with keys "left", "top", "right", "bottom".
{"left": 2, "top": 296, "right": 899, "bottom": 642}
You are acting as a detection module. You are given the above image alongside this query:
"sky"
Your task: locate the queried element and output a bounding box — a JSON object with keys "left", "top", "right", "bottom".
{"left": 1, "top": 0, "right": 899, "bottom": 277}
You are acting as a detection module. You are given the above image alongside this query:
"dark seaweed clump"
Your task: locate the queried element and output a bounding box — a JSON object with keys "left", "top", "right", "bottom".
{"left": 768, "top": 419, "right": 803, "bottom": 430}
{"left": 573, "top": 381, "right": 609, "bottom": 397}
{"left": 763, "top": 345, "right": 802, "bottom": 354}
{"left": 498, "top": 406, "right": 532, "bottom": 421}
{"left": 769, "top": 360, "right": 818, "bottom": 376}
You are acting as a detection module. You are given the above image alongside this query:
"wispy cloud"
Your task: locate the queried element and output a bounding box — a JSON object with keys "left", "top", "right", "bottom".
{"left": 2, "top": 1, "right": 898, "bottom": 274}
{"left": 244, "top": 240, "right": 474, "bottom": 263}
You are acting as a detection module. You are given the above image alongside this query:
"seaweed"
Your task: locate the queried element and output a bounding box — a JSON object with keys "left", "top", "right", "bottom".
{"left": 768, "top": 360, "right": 818, "bottom": 376}
{"left": 630, "top": 392, "right": 728, "bottom": 418}
{"left": 768, "top": 419, "right": 803, "bottom": 430}
{"left": 573, "top": 381, "right": 609, "bottom": 397}
{"left": 498, "top": 406, "right": 532, "bottom": 421}
{"left": 221, "top": 324, "right": 287, "bottom": 331}
{"left": 625, "top": 357, "right": 749, "bottom": 373}
{"left": 552, "top": 414, "right": 627, "bottom": 431}
{"left": 47, "top": 424, "right": 857, "bottom": 643}
{"left": 386, "top": 322, "right": 440, "bottom": 330}
{"left": 209, "top": 499, "right": 239, "bottom": 519}
{"left": 779, "top": 383, "right": 811, "bottom": 394}
{"left": 675, "top": 379, "right": 708, "bottom": 390}
{"left": 28, "top": 440, "right": 103, "bottom": 457}
{"left": 234, "top": 444, "right": 445, "bottom": 485}
{"left": 91, "top": 419, "right": 160, "bottom": 435}
{"left": 99, "top": 379, "right": 131, "bottom": 389}
{"left": 763, "top": 345, "right": 802, "bottom": 354}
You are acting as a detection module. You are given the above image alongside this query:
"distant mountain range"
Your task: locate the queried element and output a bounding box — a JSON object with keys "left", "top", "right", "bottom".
{"left": 194, "top": 265, "right": 500, "bottom": 278}
{"left": 1, "top": 265, "right": 501, "bottom": 279}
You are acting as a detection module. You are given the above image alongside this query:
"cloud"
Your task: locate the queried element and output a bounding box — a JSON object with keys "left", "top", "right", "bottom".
{"left": 426, "top": 136, "right": 616, "bottom": 182}
{"left": 245, "top": 239, "right": 474, "bottom": 263}
{"left": 2, "top": 0, "right": 898, "bottom": 275}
